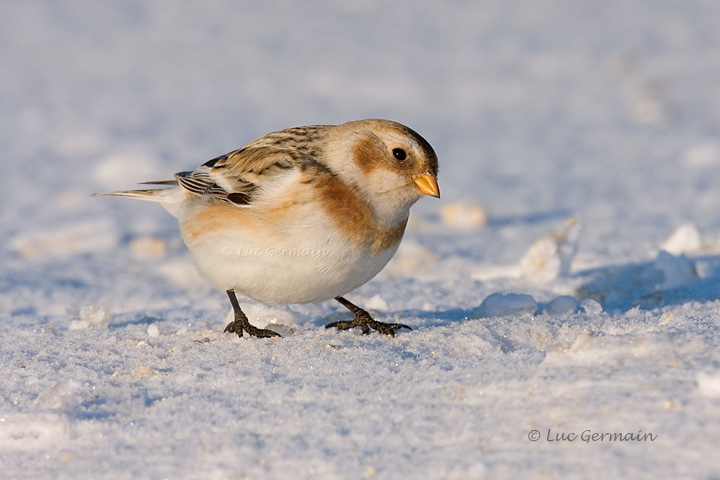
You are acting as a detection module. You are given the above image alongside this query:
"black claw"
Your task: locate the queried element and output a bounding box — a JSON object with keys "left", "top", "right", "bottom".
{"left": 325, "top": 297, "right": 412, "bottom": 337}
{"left": 225, "top": 290, "right": 281, "bottom": 339}
{"left": 370, "top": 321, "right": 412, "bottom": 337}
{"left": 362, "top": 322, "right": 371, "bottom": 335}
{"left": 245, "top": 325, "right": 282, "bottom": 338}
{"left": 224, "top": 321, "right": 280, "bottom": 338}
{"left": 224, "top": 321, "right": 244, "bottom": 337}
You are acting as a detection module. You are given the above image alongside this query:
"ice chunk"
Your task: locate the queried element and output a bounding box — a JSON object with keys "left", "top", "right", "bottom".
{"left": 475, "top": 292, "right": 537, "bottom": 318}
{"left": 34, "top": 380, "right": 82, "bottom": 410}
{"left": 660, "top": 222, "right": 702, "bottom": 255}
{"left": 579, "top": 298, "right": 603, "bottom": 314}
{"left": 519, "top": 217, "right": 580, "bottom": 282}
{"left": 519, "top": 233, "right": 562, "bottom": 281}
{"left": 653, "top": 251, "right": 698, "bottom": 290}
{"left": 69, "top": 305, "right": 111, "bottom": 330}
{"left": 543, "top": 295, "right": 579, "bottom": 315}
{"left": 132, "top": 365, "right": 157, "bottom": 380}
{"left": 147, "top": 324, "right": 160, "bottom": 338}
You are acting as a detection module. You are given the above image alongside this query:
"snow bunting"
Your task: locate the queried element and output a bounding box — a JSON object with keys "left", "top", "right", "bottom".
{"left": 97, "top": 119, "right": 439, "bottom": 338}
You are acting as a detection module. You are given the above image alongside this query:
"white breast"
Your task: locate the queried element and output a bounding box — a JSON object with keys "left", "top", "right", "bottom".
{"left": 179, "top": 199, "right": 402, "bottom": 304}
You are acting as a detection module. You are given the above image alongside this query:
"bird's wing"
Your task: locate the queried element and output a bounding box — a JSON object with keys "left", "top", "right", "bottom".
{"left": 175, "top": 147, "right": 303, "bottom": 206}
{"left": 176, "top": 125, "right": 333, "bottom": 206}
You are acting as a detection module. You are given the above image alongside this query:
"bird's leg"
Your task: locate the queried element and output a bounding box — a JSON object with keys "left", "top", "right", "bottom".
{"left": 224, "top": 290, "right": 281, "bottom": 338}
{"left": 325, "top": 296, "right": 411, "bottom": 337}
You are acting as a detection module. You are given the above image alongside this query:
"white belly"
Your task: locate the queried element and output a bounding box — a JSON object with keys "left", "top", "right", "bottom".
{"left": 180, "top": 202, "right": 401, "bottom": 304}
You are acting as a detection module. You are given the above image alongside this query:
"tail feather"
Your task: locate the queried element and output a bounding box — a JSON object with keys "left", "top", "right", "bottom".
{"left": 93, "top": 187, "right": 177, "bottom": 203}
{"left": 140, "top": 180, "right": 179, "bottom": 186}
{"left": 94, "top": 185, "right": 186, "bottom": 218}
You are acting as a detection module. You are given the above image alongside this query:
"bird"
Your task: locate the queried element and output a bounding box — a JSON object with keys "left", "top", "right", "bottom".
{"left": 96, "top": 119, "right": 439, "bottom": 338}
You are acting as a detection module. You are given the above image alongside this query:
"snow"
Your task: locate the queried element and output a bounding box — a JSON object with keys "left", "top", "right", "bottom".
{"left": 3, "top": 1, "right": 720, "bottom": 478}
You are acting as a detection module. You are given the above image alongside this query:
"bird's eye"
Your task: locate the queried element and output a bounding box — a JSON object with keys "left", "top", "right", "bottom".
{"left": 392, "top": 148, "right": 407, "bottom": 161}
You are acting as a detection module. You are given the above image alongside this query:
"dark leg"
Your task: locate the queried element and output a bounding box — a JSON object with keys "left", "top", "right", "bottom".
{"left": 325, "top": 296, "right": 411, "bottom": 337}
{"left": 224, "top": 290, "right": 281, "bottom": 338}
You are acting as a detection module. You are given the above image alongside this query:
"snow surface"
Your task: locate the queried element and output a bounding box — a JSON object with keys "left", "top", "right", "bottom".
{"left": 3, "top": 1, "right": 720, "bottom": 478}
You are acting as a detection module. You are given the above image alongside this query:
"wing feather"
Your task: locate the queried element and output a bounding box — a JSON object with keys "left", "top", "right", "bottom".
{"left": 175, "top": 125, "right": 332, "bottom": 205}
{"left": 176, "top": 146, "right": 309, "bottom": 205}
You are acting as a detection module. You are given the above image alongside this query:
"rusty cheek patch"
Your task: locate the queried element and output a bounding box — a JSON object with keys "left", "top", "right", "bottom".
{"left": 353, "top": 135, "right": 389, "bottom": 174}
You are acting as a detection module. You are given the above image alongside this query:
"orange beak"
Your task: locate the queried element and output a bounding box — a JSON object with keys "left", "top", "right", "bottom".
{"left": 414, "top": 172, "right": 440, "bottom": 198}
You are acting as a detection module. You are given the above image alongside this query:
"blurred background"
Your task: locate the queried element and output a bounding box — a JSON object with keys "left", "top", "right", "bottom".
{"left": 2, "top": 0, "right": 720, "bottom": 305}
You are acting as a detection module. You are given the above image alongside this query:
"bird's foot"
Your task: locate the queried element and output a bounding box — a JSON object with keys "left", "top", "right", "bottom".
{"left": 225, "top": 290, "right": 281, "bottom": 339}
{"left": 224, "top": 320, "right": 281, "bottom": 338}
{"left": 326, "top": 297, "right": 411, "bottom": 337}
